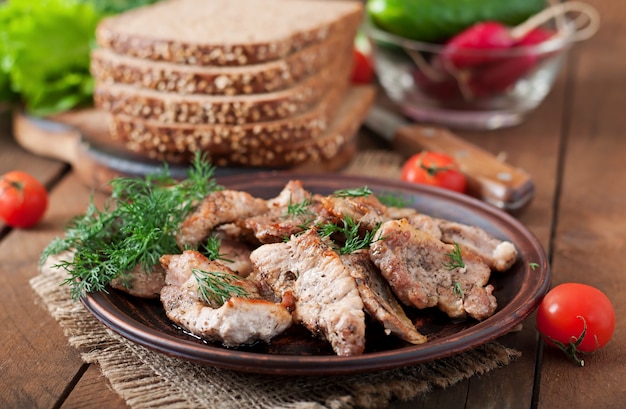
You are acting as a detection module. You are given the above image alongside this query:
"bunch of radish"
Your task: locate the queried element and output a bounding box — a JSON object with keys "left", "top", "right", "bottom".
{"left": 413, "top": 1, "right": 599, "bottom": 100}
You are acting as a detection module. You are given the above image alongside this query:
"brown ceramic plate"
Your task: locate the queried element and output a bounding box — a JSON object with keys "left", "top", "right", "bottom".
{"left": 81, "top": 172, "right": 550, "bottom": 375}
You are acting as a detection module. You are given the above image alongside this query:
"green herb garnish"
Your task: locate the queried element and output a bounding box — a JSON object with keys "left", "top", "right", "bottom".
{"left": 0, "top": 0, "right": 162, "bottom": 115}
{"left": 192, "top": 268, "right": 249, "bottom": 306}
{"left": 376, "top": 191, "right": 414, "bottom": 208}
{"left": 40, "top": 153, "right": 222, "bottom": 300}
{"left": 204, "top": 235, "right": 234, "bottom": 264}
{"left": 333, "top": 186, "right": 373, "bottom": 198}
{"left": 529, "top": 262, "right": 539, "bottom": 271}
{"left": 283, "top": 195, "right": 313, "bottom": 219}
{"left": 443, "top": 242, "right": 465, "bottom": 270}
{"left": 453, "top": 281, "right": 465, "bottom": 298}
{"left": 319, "top": 215, "right": 381, "bottom": 255}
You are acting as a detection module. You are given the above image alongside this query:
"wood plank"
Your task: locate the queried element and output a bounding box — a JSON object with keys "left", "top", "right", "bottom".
{"left": 537, "top": 0, "right": 626, "bottom": 407}
{"left": 62, "top": 365, "right": 129, "bottom": 409}
{"left": 0, "top": 212, "right": 86, "bottom": 408}
{"left": 0, "top": 117, "right": 95, "bottom": 408}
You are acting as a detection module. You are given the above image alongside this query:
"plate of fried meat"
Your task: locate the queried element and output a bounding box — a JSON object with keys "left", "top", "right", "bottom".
{"left": 80, "top": 172, "right": 550, "bottom": 375}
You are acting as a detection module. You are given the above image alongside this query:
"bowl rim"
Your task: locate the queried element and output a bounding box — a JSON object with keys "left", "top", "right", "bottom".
{"left": 364, "top": 17, "right": 576, "bottom": 57}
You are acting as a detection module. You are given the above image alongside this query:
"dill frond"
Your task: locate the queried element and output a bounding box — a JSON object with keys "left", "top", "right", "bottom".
{"left": 443, "top": 242, "right": 465, "bottom": 270}
{"left": 332, "top": 186, "right": 373, "bottom": 198}
{"left": 318, "top": 215, "right": 381, "bottom": 255}
{"left": 192, "top": 268, "right": 249, "bottom": 306}
{"left": 40, "top": 152, "right": 222, "bottom": 301}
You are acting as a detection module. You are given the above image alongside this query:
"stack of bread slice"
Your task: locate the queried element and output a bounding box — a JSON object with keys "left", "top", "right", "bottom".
{"left": 90, "top": 0, "right": 375, "bottom": 168}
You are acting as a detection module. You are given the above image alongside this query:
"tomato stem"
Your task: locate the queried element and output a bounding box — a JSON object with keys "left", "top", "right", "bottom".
{"left": 416, "top": 152, "right": 455, "bottom": 176}
{"left": 1, "top": 178, "right": 26, "bottom": 204}
{"left": 544, "top": 315, "right": 589, "bottom": 367}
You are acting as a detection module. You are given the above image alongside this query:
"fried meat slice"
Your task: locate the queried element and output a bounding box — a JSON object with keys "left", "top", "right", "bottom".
{"left": 437, "top": 220, "right": 518, "bottom": 272}
{"left": 266, "top": 179, "right": 312, "bottom": 208}
{"left": 370, "top": 219, "right": 497, "bottom": 321}
{"left": 237, "top": 180, "right": 334, "bottom": 244}
{"left": 208, "top": 229, "right": 254, "bottom": 277}
{"left": 176, "top": 190, "right": 268, "bottom": 248}
{"left": 250, "top": 229, "right": 366, "bottom": 356}
{"left": 238, "top": 198, "right": 330, "bottom": 244}
{"left": 341, "top": 251, "right": 427, "bottom": 344}
{"left": 110, "top": 262, "right": 166, "bottom": 299}
{"left": 321, "top": 192, "right": 390, "bottom": 231}
{"left": 407, "top": 214, "right": 517, "bottom": 272}
{"left": 159, "top": 250, "right": 292, "bottom": 346}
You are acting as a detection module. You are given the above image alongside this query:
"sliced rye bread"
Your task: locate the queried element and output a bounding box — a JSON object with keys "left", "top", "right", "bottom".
{"left": 90, "top": 34, "right": 352, "bottom": 96}
{"left": 109, "top": 86, "right": 375, "bottom": 167}
{"left": 227, "top": 86, "right": 376, "bottom": 167}
{"left": 108, "top": 80, "right": 349, "bottom": 163}
{"left": 96, "top": 0, "right": 363, "bottom": 67}
{"left": 94, "top": 53, "right": 352, "bottom": 125}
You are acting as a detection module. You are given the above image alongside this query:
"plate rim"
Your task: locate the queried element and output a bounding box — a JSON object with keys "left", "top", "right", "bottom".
{"left": 81, "top": 171, "right": 551, "bottom": 375}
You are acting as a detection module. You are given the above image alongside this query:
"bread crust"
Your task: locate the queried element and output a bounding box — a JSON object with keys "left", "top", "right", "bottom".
{"left": 95, "top": 0, "right": 363, "bottom": 66}
{"left": 90, "top": 35, "right": 352, "bottom": 96}
{"left": 107, "top": 86, "right": 374, "bottom": 167}
{"left": 94, "top": 54, "right": 351, "bottom": 125}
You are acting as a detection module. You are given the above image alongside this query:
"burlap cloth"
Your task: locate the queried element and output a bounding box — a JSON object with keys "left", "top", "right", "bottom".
{"left": 30, "top": 151, "right": 521, "bottom": 409}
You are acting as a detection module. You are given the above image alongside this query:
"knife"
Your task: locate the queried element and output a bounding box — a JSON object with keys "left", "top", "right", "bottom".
{"left": 364, "top": 105, "right": 535, "bottom": 212}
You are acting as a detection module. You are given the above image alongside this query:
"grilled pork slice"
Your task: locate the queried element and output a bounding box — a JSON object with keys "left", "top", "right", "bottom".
{"left": 159, "top": 250, "right": 291, "bottom": 346}
{"left": 237, "top": 180, "right": 335, "bottom": 244}
{"left": 110, "top": 262, "right": 166, "bottom": 299}
{"left": 370, "top": 219, "right": 497, "bottom": 321}
{"left": 321, "top": 191, "right": 390, "bottom": 231}
{"left": 208, "top": 229, "right": 254, "bottom": 277}
{"left": 176, "top": 190, "right": 268, "bottom": 248}
{"left": 250, "top": 229, "right": 366, "bottom": 356}
{"left": 437, "top": 220, "right": 518, "bottom": 272}
{"left": 266, "top": 180, "right": 312, "bottom": 208}
{"left": 407, "top": 214, "right": 517, "bottom": 272}
{"left": 341, "top": 251, "right": 427, "bottom": 345}
{"left": 405, "top": 213, "right": 443, "bottom": 240}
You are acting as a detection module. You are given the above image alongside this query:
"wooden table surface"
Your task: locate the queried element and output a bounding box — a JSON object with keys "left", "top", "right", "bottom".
{"left": 1, "top": 0, "right": 624, "bottom": 407}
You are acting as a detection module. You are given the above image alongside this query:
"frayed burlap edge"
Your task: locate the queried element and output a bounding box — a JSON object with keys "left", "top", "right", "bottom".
{"left": 29, "top": 151, "right": 521, "bottom": 409}
{"left": 31, "top": 258, "right": 520, "bottom": 409}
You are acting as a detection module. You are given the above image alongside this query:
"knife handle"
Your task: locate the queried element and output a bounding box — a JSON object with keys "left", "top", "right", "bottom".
{"left": 393, "top": 124, "right": 535, "bottom": 212}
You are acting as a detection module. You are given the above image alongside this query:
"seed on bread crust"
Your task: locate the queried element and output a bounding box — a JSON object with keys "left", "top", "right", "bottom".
{"left": 94, "top": 54, "right": 351, "bottom": 125}
{"left": 91, "top": 36, "right": 353, "bottom": 96}
{"left": 95, "top": 0, "right": 363, "bottom": 67}
{"left": 108, "top": 86, "right": 375, "bottom": 167}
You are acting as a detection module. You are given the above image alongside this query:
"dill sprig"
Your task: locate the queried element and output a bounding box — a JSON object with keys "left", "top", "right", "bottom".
{"left": 283, "top": 195, "right": 313, "bottom": 219}
{"left": 376, "top": 191, "right": 414, "bottom": 208}
{"left": 453, "top": 281, "right": 465, "bottom": 298}
{"left": 204, "top": 235, "right": 234, "bottom": 263}
{"left": 319, "top": 215, "right": 381, "bottom": 255}
{"left": 332, "top": 186, "right": 373, "bottom": 198}
{"left": 282, "top": 195, "right": 317, "bottom": 232}
{"left": 192, "top": 268, "right": 249, "bottom": 306}
{"left": 443, "top": 242, "right": 465, "bottom": 270}
{"left": 40, "top": 152, "right": 222, "bottom": 301}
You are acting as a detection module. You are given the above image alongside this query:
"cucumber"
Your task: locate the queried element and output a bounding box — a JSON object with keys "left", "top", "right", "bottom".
{"left": 367, "top": 0, "right": 547, "bottom": 43}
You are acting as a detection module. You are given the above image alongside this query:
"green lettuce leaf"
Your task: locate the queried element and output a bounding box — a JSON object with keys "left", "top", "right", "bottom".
{"left": 0, "top": 0, "right": 160, "bottom": 116}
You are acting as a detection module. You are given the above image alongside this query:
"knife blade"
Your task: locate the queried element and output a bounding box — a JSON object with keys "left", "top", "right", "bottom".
{"left": 364, "top": 105, "right": 535, "bottom": 212}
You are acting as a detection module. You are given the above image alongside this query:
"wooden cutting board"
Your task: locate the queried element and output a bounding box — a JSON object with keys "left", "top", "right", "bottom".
{"left": 12, "top": 109, "right": 357, "bottom": 192}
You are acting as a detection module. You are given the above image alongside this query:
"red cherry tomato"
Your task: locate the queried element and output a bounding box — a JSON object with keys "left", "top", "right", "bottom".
{"left": 0, "top": 171, "right": 48, "bottom": 228}
{"left": 536, "top": 283, "right": 616, "bottom": 366}
{"left": 351, "top": 48, "right": 374, "bottom": 84}
{"left": 400, "top": 151, "right": 467, "bottom": 193}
